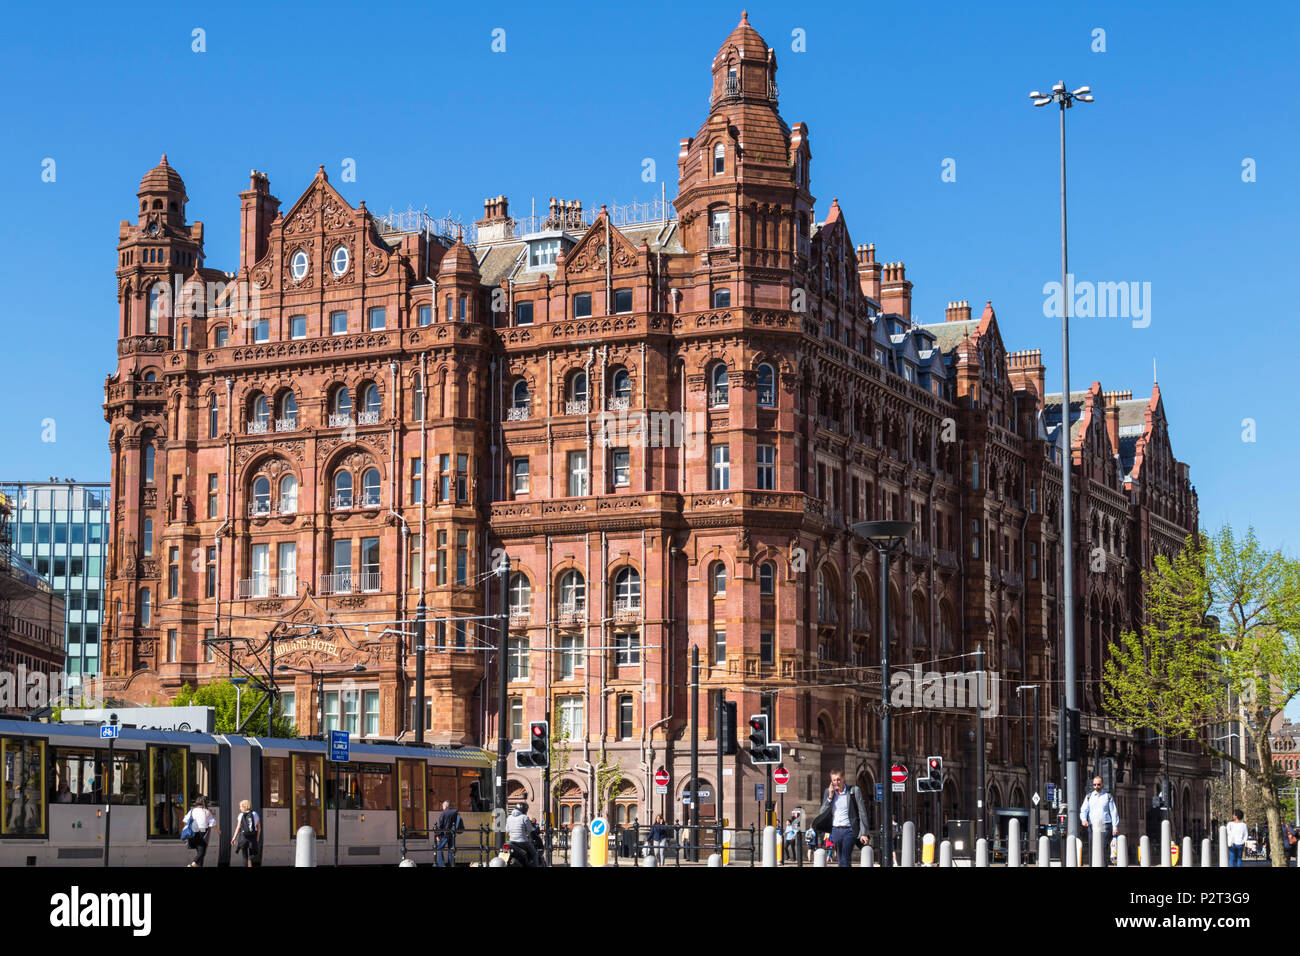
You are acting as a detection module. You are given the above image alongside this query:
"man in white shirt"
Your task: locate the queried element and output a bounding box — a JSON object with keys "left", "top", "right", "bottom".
{"left": 817, "top": 769, "right": 869, "bottom": 868}
{"left": 1227, "top": 810, "right": 1249, "bottom": 867}
{"left": 1079, "top": 775, "right": 1119, "bottom": 867}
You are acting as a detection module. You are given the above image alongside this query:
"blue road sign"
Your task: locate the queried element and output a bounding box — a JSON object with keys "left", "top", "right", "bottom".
{"left": 755, "top": 783, "right": 765, "bottom": 802}
{"left": 875, "top": 783, "right": 883, "bottom": 802}
{"left": 1046, "top": 783, "right": 1057, "bottom": 804}
{"left": 330, "top": 730, "right": 349, "bottom": 762}
{"left": 590, "top": 818, "right": 608, "bottom": 837}
{"left": 99, "top": 724, "right": 119, "bottom": 739}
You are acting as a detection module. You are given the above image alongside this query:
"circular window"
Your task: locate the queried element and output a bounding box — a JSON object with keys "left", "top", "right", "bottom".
{"left": 331, "top": 245, "right": 350, "bottom": 276}
{"left": 290, "top": 250, "right": 309, "bottom": 281}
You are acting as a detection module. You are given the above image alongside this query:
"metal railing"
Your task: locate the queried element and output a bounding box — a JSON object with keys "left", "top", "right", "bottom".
{"left": 246, "top": 420, "right": 269, "bottom": 435}
{"left": 565, "top": 400, "right": 589, "bottom": 416}
{"left": 237, "top": 576, "right": 276, "bottom": 600}
{"left": 708, "top": 225, "right": 730, "bottom": 248}
{"left": 358, "top": 410, "right": 381, "bottom": 425}
{"left": 319, "top": 571, "right": 353, "bottom": 595}
{"left": 331, "top": 494, "right": 353, "bottom": 511}
{"left": 328, "top": 413, "right": 353, "bottom": 428}
{"left": 247, "top": 500, "right": 272, "bottom": 517}
{"left": 274, "top": 417, "right": 297, "bottom": 432}
{"left": 360, "top": 570, "right": 381, "bottom": 592}
{"left": 508, "top": 607, "right": 531, "bottom": 627}
{"left": 506, "top": 406, "right": 529, "bottom": 421}
{"left": 612, "top": 597, "right": 642, "bottom": 622}
{"left": 606, "top": 396, "right": 630, "bottom": 412}
{"left": 796, "top": 235, "right": 811, "bottom": 258}
{"left": 557, "top": 602, "right": 585, "bottom": 625}
{"left": 373, "top": 197, "right": 676, "bottom": 246}
{"left": 709, "top": 389, "right": 729, "bottom": 407}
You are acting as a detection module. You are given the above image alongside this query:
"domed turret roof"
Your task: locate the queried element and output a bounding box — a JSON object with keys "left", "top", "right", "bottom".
{"left": 437, "top": 237, "right": 480, "bottom": 278}
{"left": 715, "top": 11, "right": 768, "bottom": 60}
{"left": 138, "top": 154, "right": 187, "bottom": 199}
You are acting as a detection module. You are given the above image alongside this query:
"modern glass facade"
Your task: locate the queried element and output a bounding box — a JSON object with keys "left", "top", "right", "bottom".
{"left": 1, "top": 482, "right": 110, "bottom": 687}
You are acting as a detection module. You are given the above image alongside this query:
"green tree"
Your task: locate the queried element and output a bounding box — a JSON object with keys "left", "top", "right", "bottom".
{"left": 171, "top": 680, "right": 296, "bottom": 737}
{"left": 1103, "top": 526, "right": 1300, "bottom": 867}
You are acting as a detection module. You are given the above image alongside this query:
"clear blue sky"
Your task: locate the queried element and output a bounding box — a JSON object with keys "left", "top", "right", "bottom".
{"left": 1, "top": 0, "right": 1295, "bottom": 549}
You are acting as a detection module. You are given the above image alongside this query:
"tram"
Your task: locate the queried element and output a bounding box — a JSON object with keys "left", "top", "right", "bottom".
{"left": 0, "top": 719, "right": 494, "bottom": 866}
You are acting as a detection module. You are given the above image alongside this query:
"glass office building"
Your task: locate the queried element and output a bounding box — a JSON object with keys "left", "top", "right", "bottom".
{"left": 1, "top": 481, "right": 110, "bottom": 687}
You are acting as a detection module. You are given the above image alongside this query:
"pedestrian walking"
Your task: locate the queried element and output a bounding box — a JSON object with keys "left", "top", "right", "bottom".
{"left": 805, "top": 824, "right": 818, "bottom": 862}
{"left": 649, "top": 813, "right": 669, "bottom": 865}
{"left": 1079, "top": 775, "right": 1118, "bottom": 867}
{"left": 783, "top": 814, "right": 799, "bottom": 862}
{"left": 1285, "top": 821, "right": 1298, "bottom": 866}
{"left": 816, "top": 769, "right": 869, "bottom": 868}
{"left": 231, "top": 799, "right": 261, "bottom": 867}
{"left": 434, "top": 800, "right": 464, "bottom": 867}
{"left": 1226, "top": 810, "right": 1248, "bottom": 867}
{"left": 182, "top": 795, "right": 217, "bottom": 867}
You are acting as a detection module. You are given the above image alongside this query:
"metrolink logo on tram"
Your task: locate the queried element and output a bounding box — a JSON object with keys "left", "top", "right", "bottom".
{"left": 889, "top": 665, "right": 1000, "bottom": 718}
{"left": 0, "top": 667, "right": 89, "bottom": 711}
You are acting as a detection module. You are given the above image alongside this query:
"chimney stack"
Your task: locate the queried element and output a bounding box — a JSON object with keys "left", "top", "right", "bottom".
{"left": 944, "top": 300, "right": 972, "bottom": 323}
{"left": 880, "top": 260, "right": 912, "bottom": 319}
{"left": 475, "top": 194, "right": 514, "bottom": 243}
{"left": 1007, "top": 348, "right": 1046, "bottom": 406}
{"left": 1104, "top": 395, "right": 1122, "bottom": 456}
{"left": 856, "top": 243, "right": 882, "bottom": 301}
{"left": 239, "top": 170, "right": 279, "bottom": 271}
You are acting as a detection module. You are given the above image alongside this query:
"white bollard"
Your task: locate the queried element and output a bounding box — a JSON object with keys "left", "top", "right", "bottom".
{"left": 1201, "top": 838, "right": 1212, "bottom": 867}
{"left": 571, "top": 827, "right": 587, "bottom": 867}
{"left": 762, "top": 825, "right": 777, "bottom": 867}
{"left": 1161, "top": 821, "right": 1172, "bottom": 867}
{"left": 1219, "top": 826, "right": 1229, "bottom": 867}
{"left": 1038, "top": 835, "right": 1050, "bottom": 867}
{"left": 860, "top": 845, "right": 873, "bottom": 867}
{"left": 398, "top": 858, "right": 416, "bottom": 867}
{"left": 901, "top": 821, "right": 915, "bottom": 867}
{"left": 1008, "top": 818, "right": 1021, "bottom": 867}
{"left": 1182, "top": 836, "right": 1193, "bottom": 867}
{"left": 813, "top": 848, "right": 827, "bottom": 867}
{"left": 1091, "top": 825, "right": 1104, "bottom": 868}
{"left": 295, "top": 826, "right": 317, "bottom": 867}
{"left": 1140, "top": 834, "right": 1151, "bottom": 867}
{"left": 1117, "top": 834, "right": 1128, "bottom": 867}
{"left": 707, "top": 853, "right": 722, "bottom": 867}
{"left": 644, "top": 849, "right": 658, "bottom": 868}
{"left": 975, "top": 838, "right": 988, "bottom": 867}
{"left": 939, "top": 840, "right": 952, "bottom": 867}
{"left": 488, "top": 856, "right": 505, "bottom": 867}
{"left": 1064, "top": 835, "right": 1077, "bottom": 868}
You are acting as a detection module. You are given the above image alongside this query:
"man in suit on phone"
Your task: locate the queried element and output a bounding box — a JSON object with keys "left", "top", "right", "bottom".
{"left": 818, "top": 769, "right": 870, "bottom": 867}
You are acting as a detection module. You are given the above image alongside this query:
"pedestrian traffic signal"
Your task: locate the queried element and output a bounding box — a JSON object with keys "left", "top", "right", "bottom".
{"left": 720, "top": 701, "right": 738, "bottom": 756}
{"left": 748, "top": 714, "right": 780, "bottom": 764}
{"left": 918, "top": 755, "right": 942, "bottom": 792}
{"left": 515, "top": 720, "right": 549, "bottom": 769}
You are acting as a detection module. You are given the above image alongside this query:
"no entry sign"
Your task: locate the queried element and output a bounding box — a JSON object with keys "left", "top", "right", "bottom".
{"left": 891, "top": 764, "right": 908, "bottom": 784}
{"left": 654, "top": 768, "right": 670, "bottom": 787}
{"left": 773, "top": 767, "right": 790, "bottom": 786}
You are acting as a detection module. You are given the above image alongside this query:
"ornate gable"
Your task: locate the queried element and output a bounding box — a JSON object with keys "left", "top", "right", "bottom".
{"left": 560, "top": 211, "right": 641, "bottom": 276}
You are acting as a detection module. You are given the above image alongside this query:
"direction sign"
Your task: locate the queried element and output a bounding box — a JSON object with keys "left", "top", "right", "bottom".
{"left": 773, "top": 767, "right": 790, "bottom": 786}
{"left": 875, "top": 784, "right": 883, "bottom": 802}
{"left": 755, "top": 784, "right": 765, "bottom": 802}
{"left": 891, "top": 764, "right": 908, "bottom": 784}
{"left": 99, "top": 724, "right": 119, "bottom": 740}
{"left": 590, "top": 817, "right": 609, "bottom": 866}
{"left": 654, "top": 768, "right": 670, "bottom": 788}
{"left": 1032, "top": 792, "right": 1041, "bottom": 807}
{"left": 1046, "top": 783, "right": 1056, "bottom": 803}
{"left": 892, "top": 782, "right": 906, "bottom": 793}
{"left": 330, "top": 730, "right": 350, "bottom": 762}
{"left": 590, "top": 817, "right": 608, "bottom": 837}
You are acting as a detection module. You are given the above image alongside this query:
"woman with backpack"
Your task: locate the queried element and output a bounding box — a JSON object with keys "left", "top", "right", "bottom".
{"left": 182, "top": 796, "right": 218, "bottom": 867}
{"left": 231, "top": 799, "right": 261, "bottom": 867}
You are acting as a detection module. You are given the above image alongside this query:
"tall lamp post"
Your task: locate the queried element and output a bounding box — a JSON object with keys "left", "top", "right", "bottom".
{"left": 852, "top": 519, "right": 914, "bottom": 869}
{"left": 1016, "top": 683, "right": 1041, "bottom": 860}
{"left": 1030, "top": 80, "right": 1092, "bottom": 846}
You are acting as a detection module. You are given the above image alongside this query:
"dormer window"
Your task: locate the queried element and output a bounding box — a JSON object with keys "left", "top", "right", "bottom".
{"left": 529, "top": 239, "right": 561, "bottom": 269}
{"left": 714, "top": 142, "right": 725, "bottom": 175}
{"left": 613, "top": 288, "right": 633, "bottom": 314}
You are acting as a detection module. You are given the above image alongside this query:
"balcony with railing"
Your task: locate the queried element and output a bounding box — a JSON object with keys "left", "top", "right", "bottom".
{"left": 509, "top": 604, "right": 531, "bottom": 628}
{"left": 328, "top": 413, "right": 353, "bottom": 428}
{"left": 319, "top": 571, "right": 352, "bottom": 595}
{"left": 816, "top": 600, "right": 839, "bottom": 626}
{"left": 237, "top": 575, "right": 277, "bottom": 600}
{"left": 277, "top": 500, "right": 297, "bottom": 516}
{"left": 506, "top": 406, "right": 529, "bottom": 421}
{"left": 708, "top": 225, "right": 730, "bottom": 248}
{"left": 935, "top": 548, "right": 958, "bottom": 570}
{"left": 360, "top": 570, "right": 380, "bottom": 592}
{"left": 1004, "top": 569, "right": 1024, "bottom": 589}
{"left": 708, "top": 390, "right": 729, "bottom": 407}
{"left": 248, "top": 500, "right": 272, "bottom": 518}
{"left": 796, "top": 235, "right": 811, "bottom": 259}
{"left": 910, "top": 540, "right": 930, "bottom": 562}
{"left": 274, "top": 417, "right": 298, "bottom": 432}
{"left": 851, "top": 606, "right": 872, "bottom": 632}
{"left": 565, "top": 400, "right": 589, "bottom": 416}
{"left": 612, "top": 597, "right": 642, "bottom": 623}
{"left": 557, "top": 602, "right": 585, "bottom": 626}
{"left": 246, "top": 420, "right": 269, "bottom": 435}
{"left": 606, "top": 397, "right": 630, "bottom": 412}
{"left": 358, "top": 410, "right": 381, "bottom": 425}
{"left": 331, "top": 494, "right": 353, "bottom": 511}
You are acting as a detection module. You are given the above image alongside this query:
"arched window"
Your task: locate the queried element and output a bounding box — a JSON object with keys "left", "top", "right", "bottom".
{"left": 610, "top": 368, "right": 631, "bottom": 402}
{"left": 143, "top": 518, "right": 153, "bottom": 556}
{"left": 711, "top": 561, "right": 727, "bottom": 596}
{"left": 143, "top": 370, "right": 157, "bottom": 383}
{"left": 713, "top": 142, "right": 725, "bottom": 175}
{"left": 508, "top": 572, "right": 531, "bottom": 614}
{"left": 331, "top": 386, "right": 352, "bottom": 422}
{"left": 148, "top": 282, "right": 168, "bottom": 333}
{"left": 139, "top": 588, "right": 151, "bottom": 627}
{"left": 361, "top": 467, "right": 381, "bottom": 507}
{"left": 333, "top": 471, "right": 353, "bottom": 509}
{"left": 208, "top": 394, "right": 219, "bottom": 438}
{"left": 817, "top": 569, "right": 837, "bottom": 620}
{"left": 759, "top": 561, "right": 775, "bottom": 596}
{"left": 710, "top": 363, "right": 729, "bottom": 406}
{"left": 568, "top": 371, "right": 588, "bottom": 408}
{"left": 756, "top": 363, "right": 775, "bottom": 407}
{"left": 249, "top": 393, "right": 269, "bottom": 431}
{"left": 277, "top": 391, "right": 298, "bottom": 429}
{"left": 361, "top": 383, "right": 381, "bottom": 418}
{"left": 278, "top": 474, "right": 298, "bottom": 514}
{"left": 712, "top": 287, "right": 731, "bottom": 308}
{"left": 559, "top": 570, "right": 586, "bottom": 610}
{"left": 512, "top": 380, "right": 530, "bottom": 412}
{"left": 143, "top": 443, "right": 155, "bottom": 484}
{"left": 614, "top": 567, "right": 641, "bottom": 609}
{"left": 213, "top": 326, "right": 229, "bottom": 348}
{"left": 252, "top": 476, "right": 271, "bottom": 515}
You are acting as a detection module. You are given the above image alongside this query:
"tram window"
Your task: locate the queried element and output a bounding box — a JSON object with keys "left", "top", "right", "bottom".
{"left": 460, "top": 769, "right": 491, "bottom": 813}
{"left": 264, "top": 757, "right": 290, "bottom": 808}
{"left": 190, "top": 753, "right": 219, "bottom": 811}
{"left": 103, "top": 752, "right": 143, "bottom": 806}
{"left": 1, "top": 737, "right": 46, "bottom": 836}
{"left": 328, "top": 766, "right": 361, "bottom": 810}
{"left": 397, "top": 760, "right": 427, "bottom": 837}
{"left": 51, "top": 747, "right": 96, "bottom": 804}
{"left": 428, "top": 767, "right": 457, "bottom": 809}
{"left": 362, "top": 767, "right": 394, "bottom": 811}
{"left": 147, "top": 745, "right": 188, "bottom": 838}
{"left": 292, "top": 754, "right": 325, "bottom": 839}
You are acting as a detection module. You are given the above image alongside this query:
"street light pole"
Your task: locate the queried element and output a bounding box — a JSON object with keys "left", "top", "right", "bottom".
{"left": 1031, "top": 81, "right": 1092, "bottom": 848}
{"left": 1017, "top": 684, "right": 1041, "bottom": 859}
{"left": 414, "top": 599, "right": 427, "bottom": 743}
{"left": 494, "top": 562, "right": 509, "bottom": 851}
{"left": 852, "top": 520, "right": 914, "bottom": 870}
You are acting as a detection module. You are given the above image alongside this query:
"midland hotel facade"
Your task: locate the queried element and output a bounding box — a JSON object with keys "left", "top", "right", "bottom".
{"left": 101, "top": 15, "right": 1210, "bottom": 835}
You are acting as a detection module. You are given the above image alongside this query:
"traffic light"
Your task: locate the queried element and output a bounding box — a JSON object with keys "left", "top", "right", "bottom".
{"left": 720, "top": 701, "right": 737, "bottom": 756}
{"left": 748, "top": 714, "right": 780, "bottom": 764}
{"left": 515, "top": 720, "right": 549, "bottom": 769}
{"left": 917, "top": 755, "right": 943, "bottom": 792}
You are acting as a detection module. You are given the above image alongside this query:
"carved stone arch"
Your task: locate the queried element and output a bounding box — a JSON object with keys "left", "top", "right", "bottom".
{"left": 321, "top": 443, "right": 379, "bottom": 478}
{"left": 607, "top": 556, "right": 645, "bottom": 582}
{"left": 696, "top": 347, "right": 735, "bottom": 378}
{"left": 241, "top": 451, "right": 297, "bottom": 485}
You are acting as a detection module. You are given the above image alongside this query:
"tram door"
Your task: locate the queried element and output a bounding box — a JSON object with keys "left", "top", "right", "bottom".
{"left": 291, "top": 754, "right": 325, "bottom": 838}
{"left": 397, "top": 759, "right": 427, "bottom": 838}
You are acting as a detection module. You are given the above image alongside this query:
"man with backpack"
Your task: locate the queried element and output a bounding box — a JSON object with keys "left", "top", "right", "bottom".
{"left": 435, "top": 800, "right": 465, "bottom": 867}
{"left": 231, "top": 799, "right": 261, "bottom": 867}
